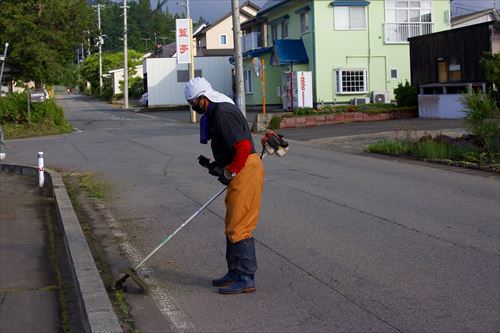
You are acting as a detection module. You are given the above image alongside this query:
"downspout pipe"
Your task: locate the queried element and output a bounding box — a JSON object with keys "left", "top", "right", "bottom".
{"left": 311, "top": 0, "right": 317, "bottom": 108}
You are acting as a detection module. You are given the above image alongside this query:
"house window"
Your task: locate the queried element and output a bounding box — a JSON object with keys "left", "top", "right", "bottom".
{"left": 336, "top": 69, "right": 368, "bottom": 94}
{"left": 384, "top": 0, "right": 433, "bottom": 43}
{"left": 244, "top": 69, "right": 253, "bottom": 94}
{"left": 437, "top": 56, "right": 461, "bottom": 83}
{"left": 386, "top": 0, "right": 432, "bottom": 23}
{"left": 300, "top": 12, "right": 309, "bottom": 33}
{"left": 220, "top": 34, "right": 227, "bottom": 46}
{"left": 334, "top": 6, "right": 367, "bottom": 30}
{"left": 390, "top": 69, "right": 398, "bottom": 79}
{"left": 281, "top": 20, "right": 288, "bottom": 39}
{"left": 271, "top": 24, "right": 278, "bottom": 42}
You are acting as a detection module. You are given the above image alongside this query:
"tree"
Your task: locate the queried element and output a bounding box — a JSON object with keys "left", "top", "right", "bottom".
{"left": 480, "top": 52, "right": 500, "bottom": 106}
{"left": 480, "top": 52, "right": 500, "bottom": 89}
{"left": 0, "top": 0, "right": 92, "bottom": 86}
{"left": 98, "top": 0, "right": 187, "bottom": 53}
{"left": 79, "top": 49, "right": 142, "bottom": 98}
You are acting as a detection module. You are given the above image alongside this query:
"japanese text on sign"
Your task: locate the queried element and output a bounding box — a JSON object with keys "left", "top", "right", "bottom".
{"left": 176, "top": 19, "right": 191, "bottom": 64}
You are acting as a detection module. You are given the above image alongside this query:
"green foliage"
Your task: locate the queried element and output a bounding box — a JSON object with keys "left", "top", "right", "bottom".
{"left": 293, "top": 107, "right": 315, "bottom": 116}
{"left": 268, "top": 116, "right": 282, "bottom": 130}
{"left": 61, "top": 64, "right": 79, "bottom": 89}
{"left": 368, "top": 134, "right": 496, "bottom": 167}
{"left": 480, "top": 52, "right": 500, "bottom": 89}
{"left": 367, "top": 140, "right": 409, "bottom": 154}
{"left": 0, "top": 93, "right": 72, "bottom": 138}
{"left": 411, "top": 140, "right": 466, "bottom": 160}
{"left": 0, "top": 92, "right": 70, "bottom": 127}
{"left": 121, "top": 76, "right": 144, "bottom": 99}
{"left": 394, "top": 81, "right": 418, "bottom": 107}
{"left": 96, "top": 0, "right": 208, "bottom": 53}
{"left": 461, "top": 89, "right": 500, "bottom": 156}
{"left": 31, "top": 99, "right": 68, "bottom": 127}
{"left": 0, "top": 0, "right": 92, "bottom": 85}
{"left": 0, "top": 92, "right": 27, "bottom": 124}
{"left": 79, "top": 50, "right": 142, "bottom": 98}
{"left": 394, "top": 80, "right": 418, "bottom": 107}
{"left": 290, "top": 104, "right": 414, "bottom": 116}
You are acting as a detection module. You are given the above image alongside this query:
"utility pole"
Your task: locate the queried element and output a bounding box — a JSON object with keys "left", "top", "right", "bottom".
{"left": 142, "top": 37, "right": 151, "bottom": 49}
{"left": 187, "top": 0, "right": 196, "bottom": 123}
{"left": 231, "top": 0, "right": 246, "bottom": 117}
{"left": 123, "top": 0, "right": 129, "bottom": 109}
{"left": 93, "top": 4, "right": 104, "bottom": 96}
{"left": 179, "top": 0, "right": 196, "bottom": 122}
{"left": 0, "top": 43, "right": 9, "bottom": 88}
{"left": 86, "top": 30, "right": 91, "bottom": 57}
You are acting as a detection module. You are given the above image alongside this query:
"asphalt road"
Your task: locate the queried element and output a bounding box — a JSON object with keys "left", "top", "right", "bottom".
{"left": 5, "top": 94, "right": 500, "bottom": 332}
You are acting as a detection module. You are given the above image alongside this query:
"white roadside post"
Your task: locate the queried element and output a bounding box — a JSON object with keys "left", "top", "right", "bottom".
{"left": 38, "top": 152, "right": 44, "bottom": 187}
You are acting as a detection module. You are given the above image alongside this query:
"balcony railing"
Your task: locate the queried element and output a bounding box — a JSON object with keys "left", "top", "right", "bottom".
{"left": 242, "top": 32, "right": 263, "bottom": 53}
{"left": 384, "top": 22, "right": 434, "bottom": 44}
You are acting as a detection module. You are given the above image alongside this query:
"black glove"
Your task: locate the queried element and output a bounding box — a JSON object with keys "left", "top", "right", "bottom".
{"left": 198, "top": 155, "right": 211, "bottom": 168}
{"left": 208, "top": 162, "right": 219, "bottom": 176}
{"left": 198, "top": 155, "right": 219, "bottom": 175}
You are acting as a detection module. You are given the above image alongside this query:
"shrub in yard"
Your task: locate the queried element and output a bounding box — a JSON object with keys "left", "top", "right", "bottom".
{"left": 0, "top": 92, "right": 28, "bottom": 124}
{"left": 0, "top": 92, "right": 72, "bottom": 138}
{"left": 461, "top": 89, "right": 500, "bottom": 156}
{"left": 31, "top": 99, "right": 68, "bottom": 127}
{"left": 268, "top": 115, "right": 282, "bottom": 130}
{"left": 129, "top": 77, "right": 144, "bottom": 98}
{"left": 293, "top": 107, "right": 315, "bottom": 116}
{"left": 394, "top": 80, "right": 418, "bottom": 107}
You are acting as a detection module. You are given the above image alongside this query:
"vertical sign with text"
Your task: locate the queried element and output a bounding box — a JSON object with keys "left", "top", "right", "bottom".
{"left": 176, "top": 19, "right": 191, "bottom": 64}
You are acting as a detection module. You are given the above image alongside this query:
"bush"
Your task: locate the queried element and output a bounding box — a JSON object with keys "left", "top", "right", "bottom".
{"left": 394, "top": 80, "right": 418, "bottom": 107}
{"left": 293, "top": 107, "right": 315, "bottom": 116}
{"left": 461, "top": 89, "right": 500, "bottom": 156}
{"left": 0, "top": 92, "right": 28, "bottom": 124}
{"left": 129, "top": 77, "right": 144, "bottom": 98}
{"left": 31, "top": 99, "right": 67, "bottom": 126}
{"left": 0, "top": 92, "right": 71, "bottom": 129}
{"left": 268, "top": 115, "right": 282, "bottom": 130}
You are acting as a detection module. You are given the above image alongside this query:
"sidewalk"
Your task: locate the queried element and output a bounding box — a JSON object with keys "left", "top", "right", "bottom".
{"left": 0, "top": 166, "right": 122, "bottom": 333}
{"left": 0, "top": 172, "right": 62, "bottom": 332}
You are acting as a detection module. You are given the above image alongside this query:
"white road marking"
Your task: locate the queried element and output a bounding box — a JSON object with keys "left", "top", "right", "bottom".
{"left": 95, "top": 203, "right": 196, "bottom": 332}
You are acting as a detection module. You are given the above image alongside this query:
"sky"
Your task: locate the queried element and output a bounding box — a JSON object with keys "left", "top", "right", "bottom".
{"left": 149, "top": 0, "right": 500, "bottom": 23}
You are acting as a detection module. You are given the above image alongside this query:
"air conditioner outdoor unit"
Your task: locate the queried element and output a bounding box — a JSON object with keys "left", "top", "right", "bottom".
{"left": 353, "top": 97, "right": 370, "bottom": 105}
{"left": 372, "top": 91, "right": 389, "bottom": 104}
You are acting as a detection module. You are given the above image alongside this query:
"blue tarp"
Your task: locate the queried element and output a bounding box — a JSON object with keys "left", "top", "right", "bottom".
{"left": 270, "top": 39, "right": 309, "bottom": 65}
{"left": 243, "top": 46, "right": 273, "bottom": 59}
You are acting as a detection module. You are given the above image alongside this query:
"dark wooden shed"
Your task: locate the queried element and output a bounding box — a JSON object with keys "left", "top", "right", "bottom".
{"left": 409, "top": 21, "right": 499, "bottom": 86}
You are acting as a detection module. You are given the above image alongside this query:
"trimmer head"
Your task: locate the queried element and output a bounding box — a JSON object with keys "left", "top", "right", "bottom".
{"left": 114, "top": 268, "right": 149, "bottom": 292}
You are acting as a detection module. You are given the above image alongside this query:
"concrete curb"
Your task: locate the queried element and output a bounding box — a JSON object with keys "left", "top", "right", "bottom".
{"left": 0, "top": 164, "right": 122, "bottom": 333}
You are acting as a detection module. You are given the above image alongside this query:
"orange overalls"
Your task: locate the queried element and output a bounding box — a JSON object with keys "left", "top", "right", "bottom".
{"left": 224, "top": 153, "right": 264, "bottom": 243}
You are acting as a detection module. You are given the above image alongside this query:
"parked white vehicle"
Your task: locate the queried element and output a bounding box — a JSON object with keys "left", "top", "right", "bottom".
{"left": 139, "top": 92, "right": 148, "bottom": 106}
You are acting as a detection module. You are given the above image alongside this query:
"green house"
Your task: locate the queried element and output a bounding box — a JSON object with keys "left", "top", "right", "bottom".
{"left": 241, "top": 0, "right": 451, "bottom": 108}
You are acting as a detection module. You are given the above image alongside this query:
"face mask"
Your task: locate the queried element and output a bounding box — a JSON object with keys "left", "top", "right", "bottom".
{"left": 192, "top": 104, "right": 205, "bottom": 114}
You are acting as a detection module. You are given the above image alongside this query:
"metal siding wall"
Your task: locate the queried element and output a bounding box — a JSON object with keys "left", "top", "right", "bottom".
{"left": 145, "top": 57, "right": 232, "bottom": 107}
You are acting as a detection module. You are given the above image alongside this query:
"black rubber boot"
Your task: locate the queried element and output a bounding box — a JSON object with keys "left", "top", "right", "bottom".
{"left": 212, "top": 237, "right": 238, "bottom": 287}
{"left": 218, "top": 274, "right": 255, "bottom": 294}
{"left": 218, "top": 237, "right": 257, "bottom": 294}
